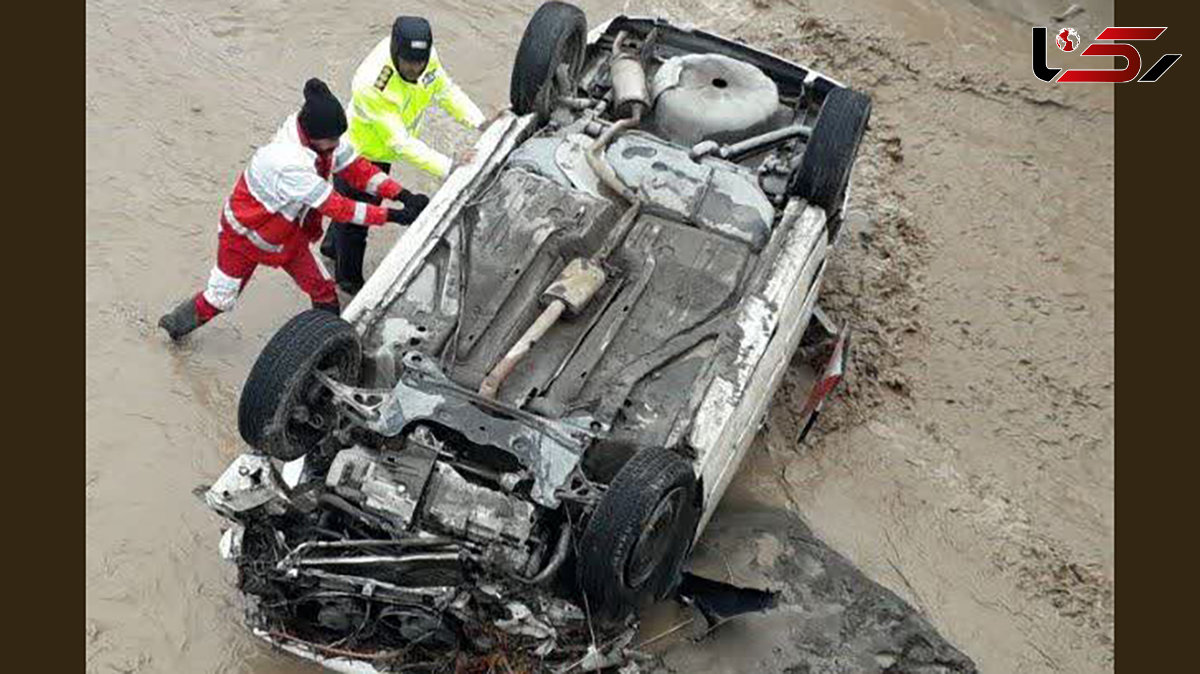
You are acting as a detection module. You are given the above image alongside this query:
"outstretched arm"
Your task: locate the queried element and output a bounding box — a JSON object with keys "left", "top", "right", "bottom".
{"left": 430, "top": 65, "right": 485, "bottom": 130}
{"left": 353, "top": 86, "right": 454, "bottom": 178}
{"left": 311, "top": 189, "right": 391, "bottom": 227}
{"left": 334, "top": 152, "right": 405, "bottom": 200}
{"left": 281, "top": 165, "right": 392, "bottom": 227}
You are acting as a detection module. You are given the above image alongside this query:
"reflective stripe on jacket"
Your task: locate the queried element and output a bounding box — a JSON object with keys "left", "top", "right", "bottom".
{"left": 221, "top": 113, "right": 401, "bottom": 263}
{"left": 347, "top": 39, "right": 484, "bottom": 178}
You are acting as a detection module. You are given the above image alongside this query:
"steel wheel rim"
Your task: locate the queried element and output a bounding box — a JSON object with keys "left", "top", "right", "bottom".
{"left": 626, "top": 487, "right": 686, "bottom": 589}
{"left": 285, "top": 345, "right": 354, "bottom": 449}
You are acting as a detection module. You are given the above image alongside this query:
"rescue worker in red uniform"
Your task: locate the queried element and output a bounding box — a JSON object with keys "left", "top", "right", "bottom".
{"left": 158, "top": 78, "right": 428, "bottom": 341}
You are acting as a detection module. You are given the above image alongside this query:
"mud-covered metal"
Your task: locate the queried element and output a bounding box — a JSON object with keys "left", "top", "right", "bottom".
{"left": 610, "top": 55, "right": 650, "bottom": 119}
{"left": 606, "top": 132, "right": 775, "bottom": 249}
{"left": 204, "top": 10, "right": 869, "bottom": 672}
{"left": 542, "top": 257, "right": 607, "bottom": 314}
{"left": 322, "top": 352, "right": 594, "bottom": 508}
{"left": 206, "top": 454, "right": 290, "bottom": 516}
{"left": 325, "top": 442, "right": 438, "bottom": 530}
{"left": 649, "top": 53, "right": 785, "bottom": 146}
{"left": 423, "top": 462, "right": 538, "bottom": 570}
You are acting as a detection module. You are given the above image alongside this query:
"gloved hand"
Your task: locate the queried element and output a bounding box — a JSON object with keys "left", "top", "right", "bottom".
{"left": 386, "top": 208, "right": 418, "bottom": 225}
{"left": 398, "top": 190, "right": 430, "bottom": 213}
{"left": 451, "top": 148, "right": 477, "bottom": 170}
{"left": 386, "top": 191, "right": 430, "bottom": 225}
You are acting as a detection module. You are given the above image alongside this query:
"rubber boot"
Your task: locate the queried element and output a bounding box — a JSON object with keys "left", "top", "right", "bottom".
{"left": 158, "top": 297, "right": 204, "bottom": 341}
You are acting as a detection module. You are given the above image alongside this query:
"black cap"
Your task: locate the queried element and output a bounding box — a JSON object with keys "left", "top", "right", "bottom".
{"left": 391, "top": 16, "right": 433, "bottom": 68}
{"left": 297, "top": 78, "right": 347, "bottom": 141}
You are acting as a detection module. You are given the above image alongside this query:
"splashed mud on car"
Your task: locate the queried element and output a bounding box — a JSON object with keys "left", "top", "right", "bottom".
{"left": 196, "top": 3, "right": 976, "bottom": 671}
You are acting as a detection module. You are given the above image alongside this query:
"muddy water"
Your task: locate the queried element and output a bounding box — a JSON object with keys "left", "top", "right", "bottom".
{"left": 85, "top": 2, "right": 709, "bottom": 671}
{"left": 88, "top": 0, "right": 1114, "bottom": 672}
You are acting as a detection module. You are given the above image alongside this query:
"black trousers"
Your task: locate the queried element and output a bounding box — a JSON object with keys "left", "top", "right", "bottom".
{"left": 322, "top": 161, "right": 391, "bottom": 293}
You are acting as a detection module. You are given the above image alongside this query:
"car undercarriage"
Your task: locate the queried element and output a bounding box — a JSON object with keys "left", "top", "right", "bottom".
{"left": 204, "top": 4, "right": 868, "bottom": 671}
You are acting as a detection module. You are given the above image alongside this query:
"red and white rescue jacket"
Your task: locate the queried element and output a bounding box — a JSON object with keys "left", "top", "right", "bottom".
{"left": 220, "top": 113, "right": 403, "bottom": 264}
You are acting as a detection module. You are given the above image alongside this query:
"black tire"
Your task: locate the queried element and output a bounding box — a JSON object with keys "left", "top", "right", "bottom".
{"left": 577, "top": 447, "right": 702, "bottom": 619}
{"left": 787, "top": 87, "right": 873, "bottom": 215}
{"left": 510, "top": 1, "right": 588, "bottom": 117}
{"left": 238, "top": 309, "right": 362, "bottom": 461}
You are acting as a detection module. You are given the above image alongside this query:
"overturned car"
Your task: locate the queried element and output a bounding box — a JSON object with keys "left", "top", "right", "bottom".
{"left": 205, "top": 2, "right": 870, "bottom": 670}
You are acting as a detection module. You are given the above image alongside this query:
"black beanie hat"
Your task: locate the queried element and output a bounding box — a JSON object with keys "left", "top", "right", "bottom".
{"left": 391, "top": 16, "right": 433, "bottom": 69}
{"left": 298, "top": 78, "right": 347, "bottom": 141}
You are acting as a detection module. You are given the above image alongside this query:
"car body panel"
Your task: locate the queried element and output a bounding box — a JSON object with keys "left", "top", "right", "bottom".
{"left": 212, "top": 11, "right": 861, "bottom": 670}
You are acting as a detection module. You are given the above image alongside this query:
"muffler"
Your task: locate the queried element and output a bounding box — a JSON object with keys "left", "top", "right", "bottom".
{"left": 610, "top": 54, "right": 649, "bottom": 119}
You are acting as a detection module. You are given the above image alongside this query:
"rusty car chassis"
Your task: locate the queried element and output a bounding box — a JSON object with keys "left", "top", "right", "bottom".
{"left": 203, "top": 4, "right": 868, "bottom": 671}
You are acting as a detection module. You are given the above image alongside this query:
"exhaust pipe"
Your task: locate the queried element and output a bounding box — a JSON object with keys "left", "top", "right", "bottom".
{"left": 478, "top": 34, "right": 649, "bottom": 400}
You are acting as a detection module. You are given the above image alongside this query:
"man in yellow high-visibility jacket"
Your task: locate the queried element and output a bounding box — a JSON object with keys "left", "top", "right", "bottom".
{"left": 322, "top": 15, "right": 485, "bottom": 294}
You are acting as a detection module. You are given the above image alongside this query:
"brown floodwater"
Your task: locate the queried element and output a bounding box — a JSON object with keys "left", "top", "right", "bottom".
{"left": 87, "top": 0, "right": 1114, "bottom": 672}
{"left": 86, "top": 1, "right": 714, "bottom": 671}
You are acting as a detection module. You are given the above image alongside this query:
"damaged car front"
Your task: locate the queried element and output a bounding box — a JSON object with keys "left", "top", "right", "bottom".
{"left": 203, "top": 3, "right": 869, "bottom": 671}
{"left": 206, "top": 424, "right": 602, "bottom": 670}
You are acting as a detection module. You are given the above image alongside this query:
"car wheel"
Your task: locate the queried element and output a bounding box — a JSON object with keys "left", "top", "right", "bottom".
{"left": 577, "top": 446, "right": 702, "bottom": 619}
{"left": 238, "top": 309, "right": 361, "bottom": 461}
{"left": 787, "top": 87, "right": 873, "bottom": 216}
{"left": 510, "top": 1, "right": 588, "bottom": 118}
